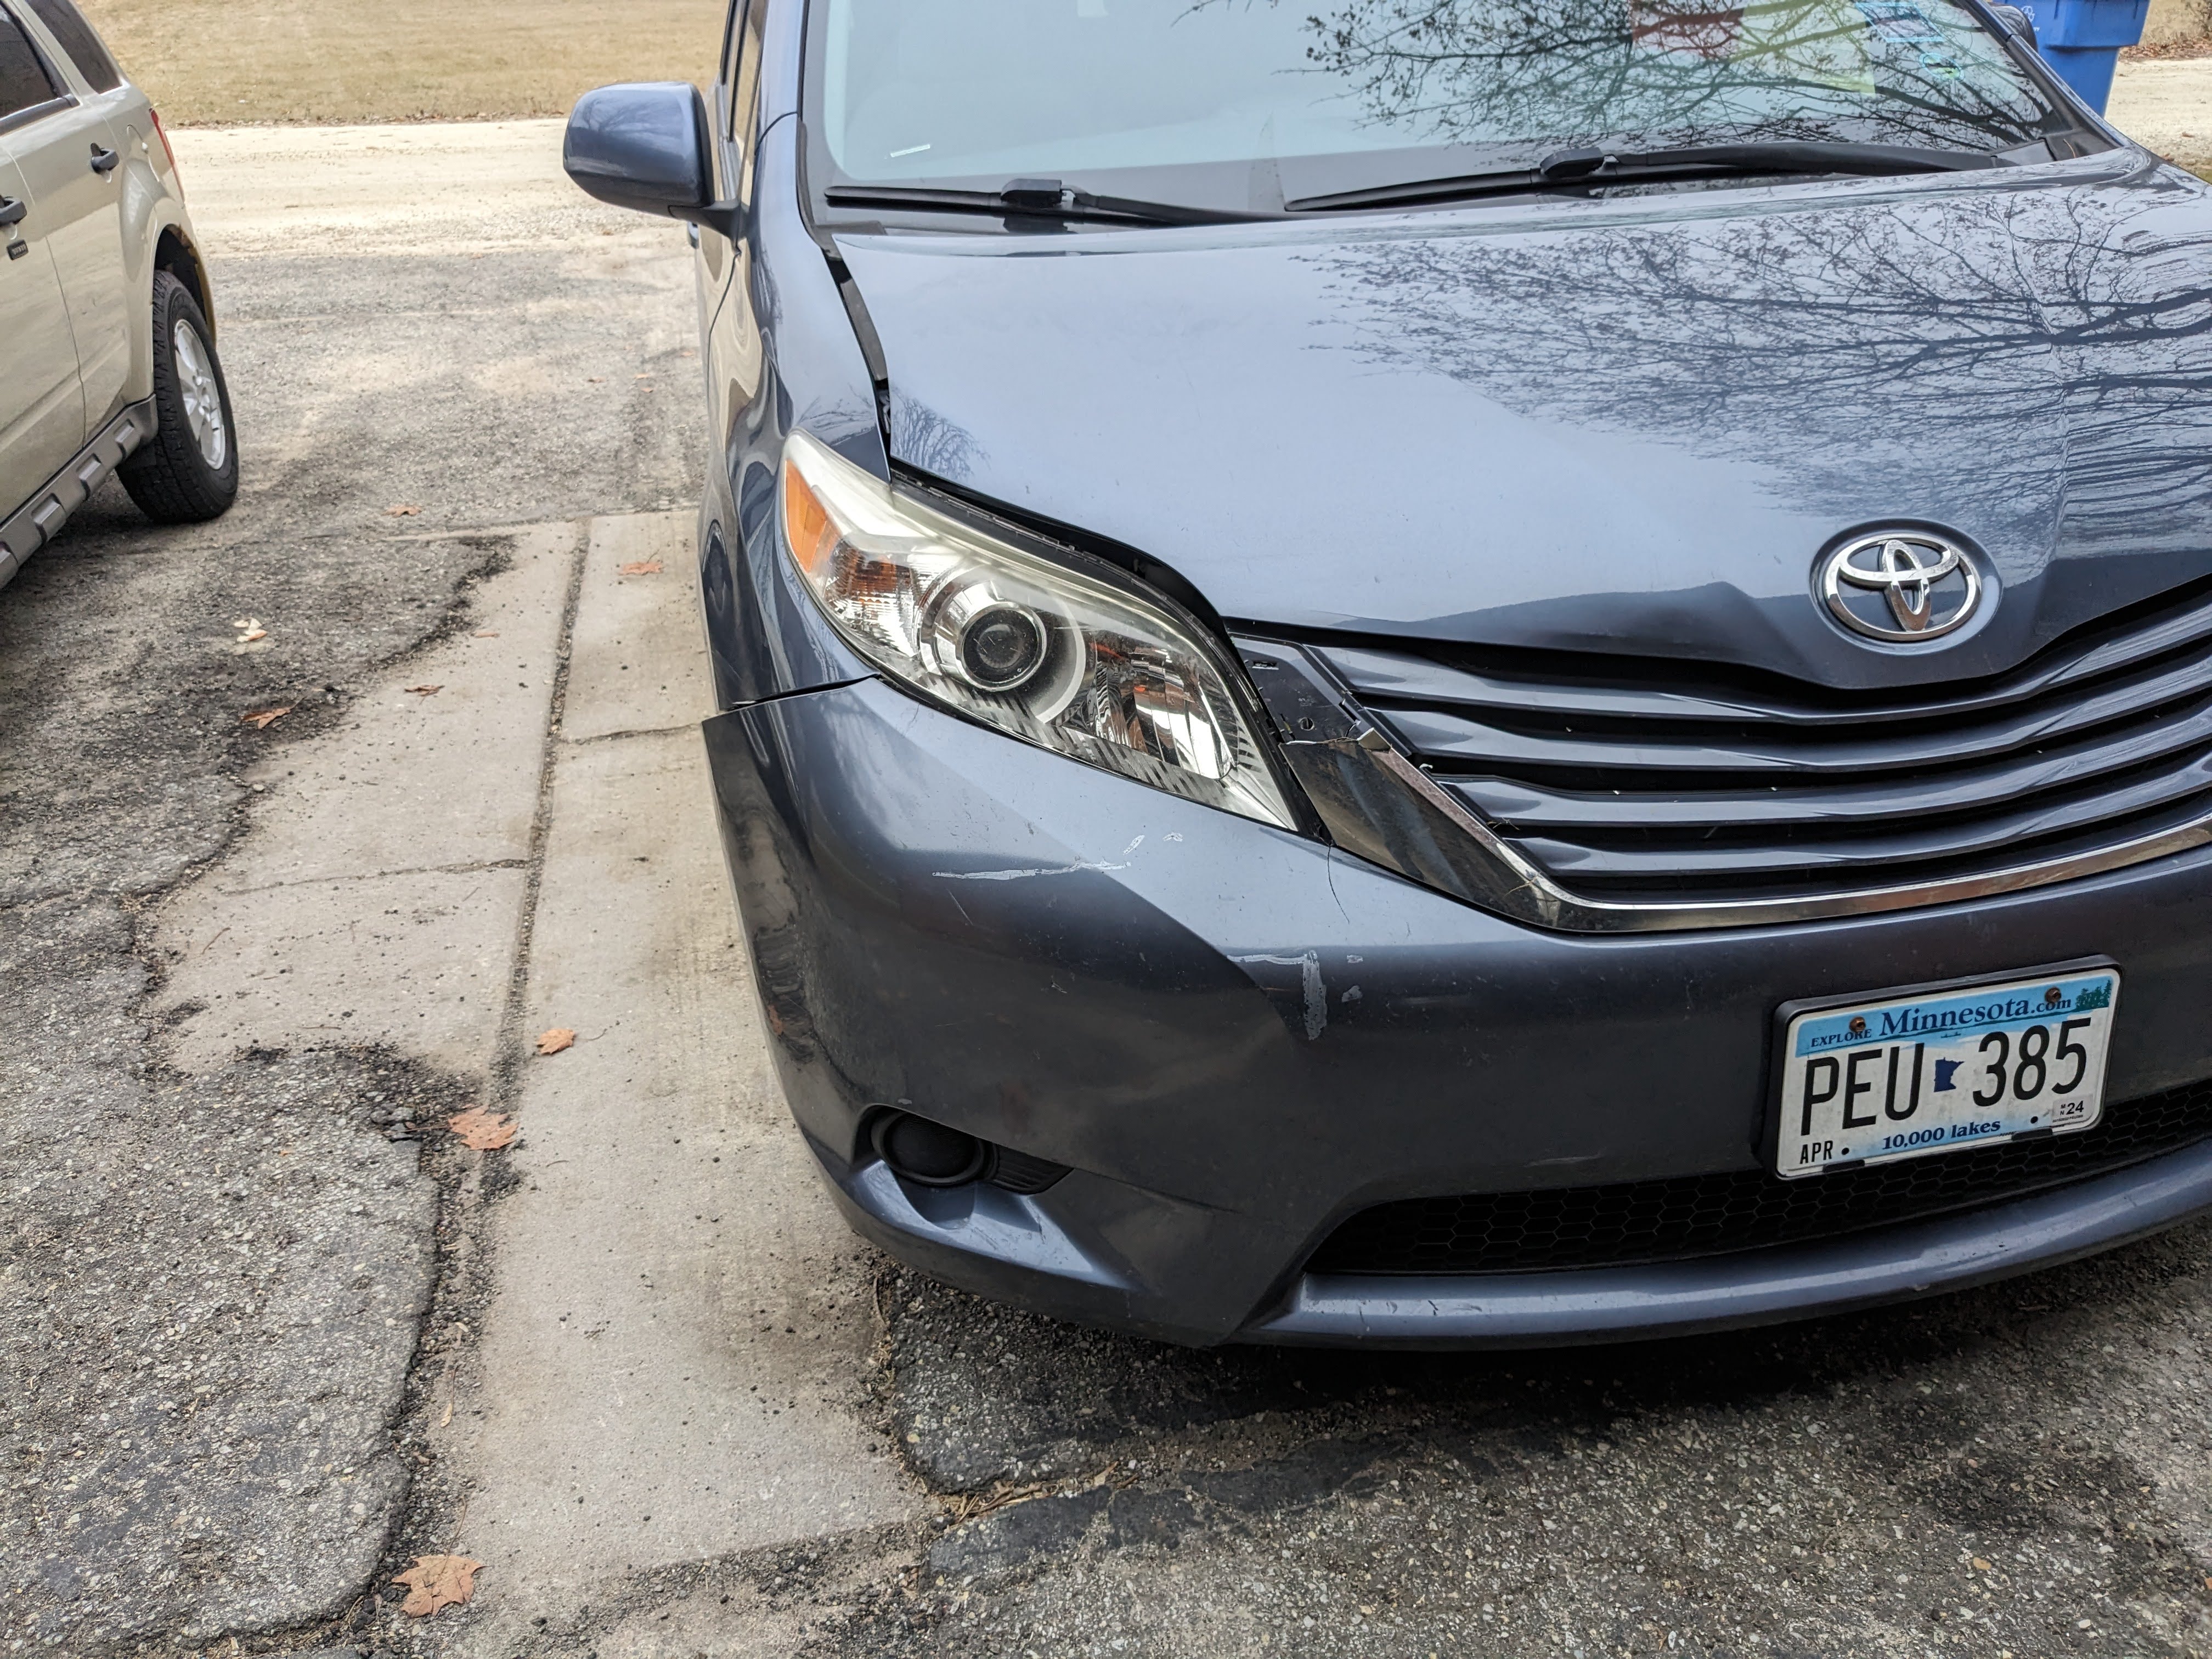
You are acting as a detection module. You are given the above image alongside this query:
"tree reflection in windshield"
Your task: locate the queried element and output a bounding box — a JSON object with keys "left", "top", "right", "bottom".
{"left": 815, "top": 0, "right": 2064, "bottom": 194}
{"left": 1214, "top": 0, "right": 2059, "bottom": 156}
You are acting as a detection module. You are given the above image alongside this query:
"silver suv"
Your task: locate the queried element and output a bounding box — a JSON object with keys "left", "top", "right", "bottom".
{"left": 0, "top": 0, "right": 234, "bottom": 590}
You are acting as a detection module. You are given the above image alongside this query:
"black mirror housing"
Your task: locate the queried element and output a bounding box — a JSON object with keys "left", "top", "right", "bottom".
{"left": 1990, "top": 3, "right": 2039, "bottom": 49}
{"left": 564, "top": 82, "right": 745, "bottom": 239}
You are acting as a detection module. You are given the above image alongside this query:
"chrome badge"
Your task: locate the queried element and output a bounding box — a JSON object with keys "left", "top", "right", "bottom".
{"left": 1819, "top": 531, "right": 1983, "bottom": 644}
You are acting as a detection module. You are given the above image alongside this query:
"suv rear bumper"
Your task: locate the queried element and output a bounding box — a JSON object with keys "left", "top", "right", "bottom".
{"left": 704, "top": 675, "right": 2212, "bottom": 1347}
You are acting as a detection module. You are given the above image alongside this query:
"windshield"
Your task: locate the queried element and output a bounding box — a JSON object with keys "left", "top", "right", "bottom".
{"left": 811, "top": 0, "right": 2072, "bottom": 209}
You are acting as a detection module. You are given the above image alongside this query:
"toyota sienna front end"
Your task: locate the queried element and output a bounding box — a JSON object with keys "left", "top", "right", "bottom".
{"left": 565, "top": 0, "right": 2212, "bottom": 1345}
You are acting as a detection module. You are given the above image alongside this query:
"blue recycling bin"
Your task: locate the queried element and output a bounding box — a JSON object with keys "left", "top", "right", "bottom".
{"left": 2021, "top": 0, "right": 2151, "bottom": 112}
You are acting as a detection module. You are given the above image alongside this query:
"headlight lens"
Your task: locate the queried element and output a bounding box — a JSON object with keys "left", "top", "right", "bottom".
{"left": 780, "top": 430, "right": 1296, "bottom": 829}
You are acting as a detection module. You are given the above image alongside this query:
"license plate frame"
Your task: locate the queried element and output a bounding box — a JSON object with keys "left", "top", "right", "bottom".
{"left": 1767, "top": 957, "right": 2122, "bottom": 1181}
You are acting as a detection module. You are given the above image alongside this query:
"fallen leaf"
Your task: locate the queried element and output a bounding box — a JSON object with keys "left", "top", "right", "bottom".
{"left": 386, "top": 504, "right": 422, "bottom": 517}
{"left": 403, "top": 685, "right": 443, "bottom": 696}
{"left": 239, "top": 707, "right": 291, "bottom": 730}
{"left": 472, "top": 629, "right": 500, "bottom": 638}
{"left": 617, "top": 560, "right": 663, "bottom": 577}
{"left": 535, "top": 1027, "right": 575, "bottom": 1057}
{"left": 393, "top": 1555, "right": 482, "bottom": 1617}
{"left": 1971, "top": 1557, "right": 1992, "bottom": 1571}
{"left": 438, "top": 1398, "right": 454, "bottom": 1427}
{"left": 232, "top": 617, "right": 267, "bottom": 644}
{"left": 447, "top": 1107, "right": 517, "bottom": 1150}
{"left": 635, "top": 373, "right": 653, "bottom": 380}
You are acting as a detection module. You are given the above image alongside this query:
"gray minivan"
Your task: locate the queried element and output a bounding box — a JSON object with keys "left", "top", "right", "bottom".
{"left": 565, "top": 0, "right": 2212, "bottom": 1347}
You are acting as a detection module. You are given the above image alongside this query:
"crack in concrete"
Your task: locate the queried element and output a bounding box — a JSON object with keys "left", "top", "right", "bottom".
{"left": 205, "top": 857, "right": 533, "bottom": 898}
{"left": 490, "top": 527, "right": 591, "bottom": 1112}
{"left": 560, "top": 720, "right": 696, "bottom": 746}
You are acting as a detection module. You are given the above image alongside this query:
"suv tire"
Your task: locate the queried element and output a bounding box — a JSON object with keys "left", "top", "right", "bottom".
{"left": 121, "top": 272, "right": 239, "bottom": 523}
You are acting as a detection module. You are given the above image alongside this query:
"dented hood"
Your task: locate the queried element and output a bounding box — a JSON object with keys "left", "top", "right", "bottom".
{"left": 837, "top": 161, "right": 2212, "bottom": 690}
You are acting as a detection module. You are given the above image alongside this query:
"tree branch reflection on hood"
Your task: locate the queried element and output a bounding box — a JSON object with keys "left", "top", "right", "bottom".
{"left": 1305, "top": 173, "right": 2212, "bottom": 545}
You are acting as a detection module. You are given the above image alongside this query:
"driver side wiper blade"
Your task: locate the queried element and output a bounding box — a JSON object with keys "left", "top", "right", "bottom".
{"left": 1286, "top": 142, "right": 2002, "bottom": 213}
{"left": 823, "top": 177, "right": 1277, "bottom": 227}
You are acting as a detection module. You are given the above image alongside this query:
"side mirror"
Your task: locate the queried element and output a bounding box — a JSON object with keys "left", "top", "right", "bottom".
{"left": 564, "top": 82, "right": 745, "bottom": 240}
{"left": 1990, "top": 3, "right": 2039, "bottom": 49}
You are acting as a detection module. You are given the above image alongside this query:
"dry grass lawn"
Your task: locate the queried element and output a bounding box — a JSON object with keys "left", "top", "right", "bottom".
{"left": 76, "top": 0, "right": 724, "bottom": 126}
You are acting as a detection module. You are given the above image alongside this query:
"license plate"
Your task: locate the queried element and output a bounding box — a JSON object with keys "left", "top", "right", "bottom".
{"left": 1773, "top": 963, "right": 2121, "bottom": 1179}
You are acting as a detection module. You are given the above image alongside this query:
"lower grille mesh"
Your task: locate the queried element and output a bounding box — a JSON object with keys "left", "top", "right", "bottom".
{"left": 1307, "top": 1080, "right": 2212, "bottom": 1277}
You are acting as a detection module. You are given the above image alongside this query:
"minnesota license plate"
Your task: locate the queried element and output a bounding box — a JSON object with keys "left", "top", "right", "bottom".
{"left": 1773, "top": 963, "right": 2121, "bottom": 1179}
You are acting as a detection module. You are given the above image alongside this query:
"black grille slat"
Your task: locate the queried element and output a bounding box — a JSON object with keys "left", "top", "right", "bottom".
{"left": 1307, "top": 1080, "right": 2212, "bottom": 1277}
{"left": 1319, "top": 584, "right": 2212, "bottom": 731}
{"left": 1517, "top": 756, "right": 2212, "bottom": 883}
{"left": 1314, "top": 578, "right": 2212, "bottom": 905}
{"left": 1376, "top": 647, "right": 2212, "bottom": 780}
{"left": 1451, "top": 699, "right": 2212, "bottom": 833}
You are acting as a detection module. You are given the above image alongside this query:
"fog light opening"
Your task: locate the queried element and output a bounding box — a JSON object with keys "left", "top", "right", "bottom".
{"left": 870, "top": 1110, "right": 989, "bottom": 1188}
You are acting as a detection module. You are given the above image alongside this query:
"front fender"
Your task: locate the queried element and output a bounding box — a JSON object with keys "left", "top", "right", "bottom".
{"left": 109, "top": 104, "right": 204, "bottom": 404}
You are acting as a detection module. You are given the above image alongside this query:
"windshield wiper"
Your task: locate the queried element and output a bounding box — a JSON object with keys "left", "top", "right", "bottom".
{"left": 823, "top": 177, "right": 1276, "bottom": 227}
{"left": 1286, "top": 142, "right": 2001, "bottom": 213}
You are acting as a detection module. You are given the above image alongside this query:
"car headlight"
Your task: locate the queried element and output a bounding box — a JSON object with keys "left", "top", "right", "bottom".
{"left": 780, "top": 429, "right": 1297, "bottom": 829}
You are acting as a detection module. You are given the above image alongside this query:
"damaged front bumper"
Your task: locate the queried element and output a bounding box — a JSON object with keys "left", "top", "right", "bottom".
{"left": 702, "top": 675, "right": 2212, "bottom": 1347}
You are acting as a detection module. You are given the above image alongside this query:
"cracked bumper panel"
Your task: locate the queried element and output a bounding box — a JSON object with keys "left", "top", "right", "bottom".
{"left": 703, "top": 678, "right": 2212, "bottom": 1348}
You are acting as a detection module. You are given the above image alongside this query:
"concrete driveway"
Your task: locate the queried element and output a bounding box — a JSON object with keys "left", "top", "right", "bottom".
{"left": 8, "top": 116, "right": 2212, "bottom": 1659}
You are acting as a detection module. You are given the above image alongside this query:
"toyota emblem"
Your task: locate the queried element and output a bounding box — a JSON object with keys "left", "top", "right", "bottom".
{"left": 1818, "top": 531, "right": 1984, "bottom": 644}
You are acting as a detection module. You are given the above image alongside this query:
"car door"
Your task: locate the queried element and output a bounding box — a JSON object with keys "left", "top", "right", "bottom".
{"left": 3, "top": 0, "right": 130, "bottom": 434}
{"left": 0, "top": 13, "right": 82, "bottom": 526}
{"left": 702, "top": 0, "right": 768, "bottom": 448}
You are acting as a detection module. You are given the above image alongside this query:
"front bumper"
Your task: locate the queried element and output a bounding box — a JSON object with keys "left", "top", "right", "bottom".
{"left": 703, "top": 676, "right": 2212, "bottom": 1347}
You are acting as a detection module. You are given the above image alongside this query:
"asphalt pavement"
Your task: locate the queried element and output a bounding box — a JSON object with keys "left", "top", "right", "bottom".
{"left": 7, "top": 114, "right": 2212, "bottom": 1659}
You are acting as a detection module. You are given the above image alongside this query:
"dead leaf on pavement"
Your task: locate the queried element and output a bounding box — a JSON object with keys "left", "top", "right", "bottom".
{"left": 393, "top": 1555, "right": 482, "bottom": 1617}
{"left": 232, "top": 617, "right": 267, "bottom": 644}
{"left": 472, "top": 629, "right": 500, "bottom": 638}
{"left": 386, "top": 504, "right": 422, "bottom": 517}
{"left": 239, "top": 707, "right": 291, "bottom": 730}
{"left": 535, "top": 1027, "right": 575, "bottom": 1057}
{"left": 618, "top": 560, "right": 663, "bottom": 577}
{"left": 446, "top": 1107, "right": 517, "bottom": 1150}
{"left": 404, "top": 685, "right": 443, "bottom": 696}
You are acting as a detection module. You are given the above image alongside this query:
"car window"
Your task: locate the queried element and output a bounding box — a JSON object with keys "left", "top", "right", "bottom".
{"left": 21, "top": 0, "right": 121, "bottom": 93}
{"left": 718, "top": 0, "right": 743, "bottom": 92}
{"left": 811, "top": 0, "right": 2071, "bottom": 206}
{"left": 0, "top": 9, "right": 60, "bottom": 123}
{"left": 727, "top": 0, "right": 765, "bottom": 146}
